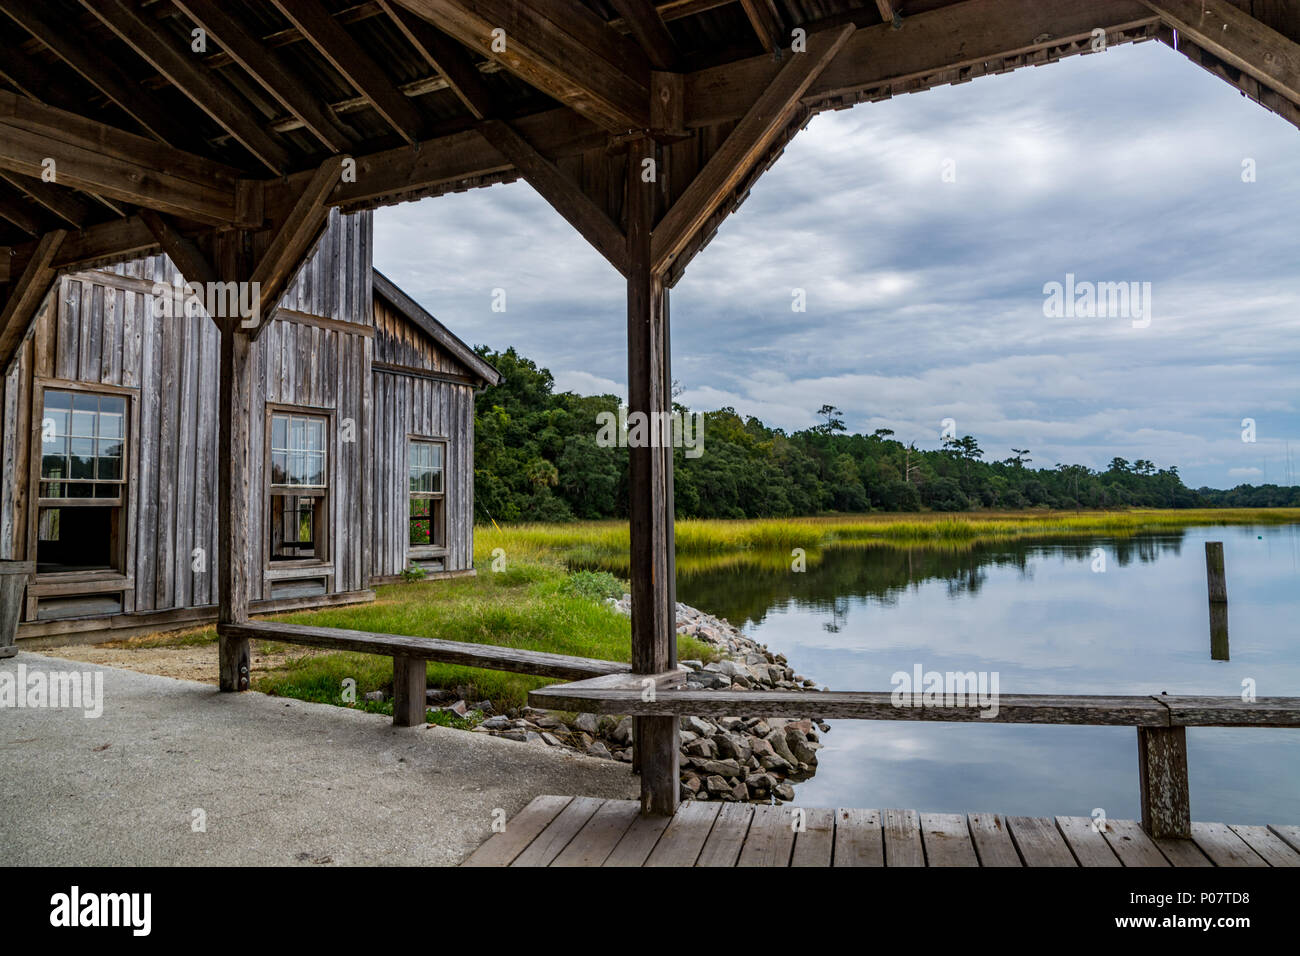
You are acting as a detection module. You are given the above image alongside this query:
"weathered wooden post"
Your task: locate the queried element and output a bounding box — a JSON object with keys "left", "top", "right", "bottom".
{"left": 1205, "top": 541, "right": 1227, "bottom": 603}
{"left": 216, "top": 322, "right": 253, "bottom": 691}
{"left": 627, "top": 133, "right": 679, "bottom": 816}
{"left": 0, "top": 560, "right": 33, "bottom": 658}
{"left": 1137, "top": 726, "right": 1192, "bottom": 839}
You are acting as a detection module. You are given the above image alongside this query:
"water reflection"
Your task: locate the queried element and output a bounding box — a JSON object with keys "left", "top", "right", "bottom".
{"left": 672, "top": 524, "right": 1300, "bottom": 824}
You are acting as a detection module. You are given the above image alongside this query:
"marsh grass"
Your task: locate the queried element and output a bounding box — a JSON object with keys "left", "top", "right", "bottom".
{"left": 478, "top": 508, "right": 1300, "bottom": 573}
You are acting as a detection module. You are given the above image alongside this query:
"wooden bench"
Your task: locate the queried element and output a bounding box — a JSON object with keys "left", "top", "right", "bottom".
{"left": 217, "top": 620, "right": 630, "bottom": 726}
{"left": 529, "top": 676, "right": 1300, "bottom": 840}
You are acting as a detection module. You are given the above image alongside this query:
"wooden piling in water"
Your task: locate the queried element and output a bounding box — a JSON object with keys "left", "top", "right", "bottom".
{"left": 1205, "top": 541, "right": 1227, "bottom": 603}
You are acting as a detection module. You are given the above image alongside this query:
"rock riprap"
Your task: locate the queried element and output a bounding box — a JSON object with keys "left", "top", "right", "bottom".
{"left": 466, "top": 595, "right": 829, "bottom": 804}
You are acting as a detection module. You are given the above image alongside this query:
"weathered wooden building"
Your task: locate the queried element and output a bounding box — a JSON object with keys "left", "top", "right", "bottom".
{"left": 1, "top": 209, "right": 499, "bottom": 642}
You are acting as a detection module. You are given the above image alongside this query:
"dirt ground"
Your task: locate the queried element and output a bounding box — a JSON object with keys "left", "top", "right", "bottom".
{"left": 37, "top": 630, "right": 326, "bottom": 684}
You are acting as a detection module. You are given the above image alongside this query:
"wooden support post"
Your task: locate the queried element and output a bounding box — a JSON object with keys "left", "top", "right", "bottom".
{"left": 1137, "top": 726, "right": 1191, "bottom": 839}
{"left": 1205, "top": 541, "right": 1227, "bottom": 603}
{"left": 217, "top": 319, "right": 253, "bottom": 691}
{"left": 392, "top": 655, "right": 427, "bottom": 727}
{"left": 626, "top": 134, "right": 678, "bottom": 816}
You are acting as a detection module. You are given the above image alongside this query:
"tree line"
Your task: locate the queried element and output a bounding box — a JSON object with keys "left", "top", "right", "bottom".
{"left": 472, "top": 346, "right": 1300, "bottom": 522}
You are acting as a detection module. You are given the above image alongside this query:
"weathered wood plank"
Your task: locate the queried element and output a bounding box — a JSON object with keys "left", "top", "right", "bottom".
{"left": 1054, "top": 816, "right": 1121, "bottom": 867}
{"left": 644, "top": 800, "right": 720, "bottom": 866}
{"left": 550, "top": 799, "right": 641, "bottom": 867}
{"left": 695, "top": 803, "right": 753, "bottom": 867}
{"left": 1191, "top": 822, "right": 1269, "bottom": 866}
{"left": 219, "top": 620, "right": 630, "bottom": 679}
{"left": 881, "top": 808, "right": 925, "bottom": 867}
{"left": 1158, "top": 696, "right": 1300, "bottom": 727}
{"left": 832, "top": 808, "right": 883, "bottom": 867}
{"left": 527, "top": 686, "right": 1180, "bottom": 725}
{"left": 920, "top": 812, "right": 979, "bottom": 867}
{"left": 790, "top": 807, "right": 836, "bottom": 867}
{"left": 736, "top": 804, "right": 797, "bottom": 867}
{"left": 1153, "top": 836, "right": 1213, "bottom": 867}
{"left": 1268, "top": 824, "right": 1300, "bottom": 854}
{"left": 391, "top": 655, "right": 427, "bottom": 727}
{"left": 510, "top": 796, "right": 605, "bottom": 867}
{"left": 1007, "top": 815, "right": 1077, "bottom": 867}
{"left": 461, "top": 795, "right": 571, "bottom": 867}
{"left": 968, "top": 813, "right": 1022, "bottom": 867}
{"left": 602, "top": 812, "right": 672, "bottom": 867}
{"left": 1102, "top": 819, "right": 1170, "bottom": 867}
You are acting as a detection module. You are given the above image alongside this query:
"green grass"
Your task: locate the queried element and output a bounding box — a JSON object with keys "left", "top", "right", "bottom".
{"left": 477, "top": 508, "right": 1300, "bottom": 572}
{"left": 240, "top": 561, "right": 715, "bottom": 713}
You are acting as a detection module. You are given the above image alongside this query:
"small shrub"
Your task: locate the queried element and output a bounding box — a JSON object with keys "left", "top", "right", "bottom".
{"left": 562, "top": 569, "right": 625, "bottom": 603}
{"left": 400, "top": 564, "right": 427, "bottom": 583}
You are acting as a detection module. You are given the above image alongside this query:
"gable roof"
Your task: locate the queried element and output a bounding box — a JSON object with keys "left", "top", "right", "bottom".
{"left": 371, "top": 269, "right": 501, "bottom": 387}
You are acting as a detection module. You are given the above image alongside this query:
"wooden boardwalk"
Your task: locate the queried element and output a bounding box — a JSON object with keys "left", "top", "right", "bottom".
{"left": 462, "top": 795, "right": 1300, "bottom": 867}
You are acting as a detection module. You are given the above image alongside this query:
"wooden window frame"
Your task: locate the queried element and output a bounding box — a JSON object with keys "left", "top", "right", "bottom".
{"left": 264, "top": 403, "right": 333, "bottom": 572}
{"left": 27, "top": 379, "right": 138, "bottom": 600}
{"left": 407, "top": 435, "right": 447, "bottom": 559}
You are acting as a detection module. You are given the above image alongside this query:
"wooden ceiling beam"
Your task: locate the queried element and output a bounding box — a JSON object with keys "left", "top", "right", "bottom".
{"left": 653, "top": 24, "right": 855, "bottom": 274}
{"left": 0, "top": 0, "right": 178, "bottom": 144}
{"left": 685, "top": 0, "right": 1160, "bottom": 128}
{"left": 173, "top": 0, "right": 356, "bottom": 153}
{"left": 0, "top": 91, "right": 247, "bottom": 226}
{"left": 1141, "top": 0, "right": 1300, "bottom": 104}
{"left": 0, "top": 172, "right": 90, "bottom": 229}
{"left": 80, "top": 0, "right": 292, "bottom": 175}
{"left": 0, "top": 228, "right": 64, "bottom": 373}
{"left": 874, "top": 1, "right": 896, "bottom": 23}
{"left": 739, "top": 0, "right": 784, "bottom": 55}
{"left": 249, "top": 159, "right": 344, "bottom": 336}
{"left": 0, "top": 184, "right": 43, "bottom": 237}
{"left": 271, "top": 0, "right": 426, "bottom": 145}
{"left": 478, "top": 119, "right": 626, "bottom": 274}
{"left": 139, "top": 209, "right": 220, "bottom": 288}
{"left": 394, "top": 0, "right": 651, "bottom": 131}
{"left": 609, "top": 0, "right": 680, "bottom": 70}
{"left": 380, "top": 0, "right": 496, "bottom": 119}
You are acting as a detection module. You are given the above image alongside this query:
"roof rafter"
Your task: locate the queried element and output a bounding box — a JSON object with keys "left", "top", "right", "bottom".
{"left": 394, "top": 0, "right": 651, "bottom": 131}
{"left": 0, "top": 172, "right": 91, "bottom": 229}
{"left": 652, "top": 24, "right": 855, "bottom": 273}
{"left": 80, "top": 0, "right": 292, "bottom": 175}
{"left": 1142, "top": 0, "right": 1300, "bottom": 104}
{"left": 271, "top": 0, "right": 426, "bottom": 145}
{"left": 0, "top": 0, "right": 178, "bottom": 144}
{"left": 173, "top": 0, "right": 356, "bottom": 153}
{"left": 380, "top": 0, "right": 496, "bottom": 119}
{"left": 608, "top": 0, "right": 679, "bottom": 70}
{"left": 0, "top": 182, "right": 42, "bottom": 236}
{"left": 0, "top": 227, "right": 64, "bottom": 373}
{"left": 738, "top": 0, "right": 784, "bottom": 56}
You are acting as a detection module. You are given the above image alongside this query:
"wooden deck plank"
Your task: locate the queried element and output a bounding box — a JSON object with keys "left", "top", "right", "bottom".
{"left": 832, "top": 808, "right": 883, "bottom": 866}
{"left": 1268, "top": 824, "right": 1300, "bottom": 854}
{"left": 1227, "top": 825, "right": 1300, "bottom": 867}
{"left": 882, "top": 808, "right": 925, "bottom": 867}
{"left": 460, "top": 795, "right": 571, "bottom": 867}
{"left": 791, "top": 807, "right": 836, "bottom": 867}
{"left": 737, "top": 804, "right": 797, "bottom": 867}
{"left": 920, "top": 812, "right": 979, "bottom": 867}
{"left": 644, "top": 801, "right": 721, "bottom": 867}
{"left": 1191, "top": 822, "right": 1268, "bottom": 867}
{"left": 510, "top": 796, "right": 605, "bottom": 866}
{"left": 968, "top": 813, "right": 1022, "bottom": 867}
{"left": 1153, "top": 836, "right": 1213, "bottom": 867}
{"left": 1008, "top": 815, "right": 1077, "bottom": 867}
{"left": 1102, "top": 819, "right": 1170, "bottom": 867}
{"left": 550, "top": 799, "right": 641, "bottom": 867}
{"left": 695, "top": 803, "right": 754, "bottom": 867}
{"left": 1055, "top": 816, "right": 1121, "bottom": 867}
{"left": 602, "top": 812, "right": 672, "bottom": 867}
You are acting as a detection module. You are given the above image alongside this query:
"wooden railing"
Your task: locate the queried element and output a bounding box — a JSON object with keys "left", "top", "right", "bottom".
{"left": 529, "top": 672, "right": 1300, "bottom": 840}
{"left": 217, "top": 620, "right": 1300, "bottom": 839}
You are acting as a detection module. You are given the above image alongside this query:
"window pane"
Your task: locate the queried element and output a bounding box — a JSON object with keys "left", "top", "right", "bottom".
{"left": 70, "top": 438, "right": 95, "bottom": 479}
{"left": 41, "top": 449, "right": 67, "bottom": 479}
{"left": 70, "top": 407, "right": 97, "bottom": 439}
{"left": 430, "top": 444, "right": 443, "bottom": 470}
{"left": 271, "top": 452, "right": 287, "bottom": 485}
{"left": 43, "top": 407, "right": 69, "bottom": 443}
{"left": 99, "top": 397, "right": 125, "bottom": 437}
{"left": 44, "top": 391, "right": 72, "bottom": 414}
{"left": 272, "top": 415, "right": 287, "bottom": 449}
{"left": 304, "top": 452, "right": 324, "bottom": 487}
{"left": 97, "top": 440, "right": 122, "bottom": 481}
{"left": 67, "top": 483, "right": 94, "bottom": 498}
{"left": 306, "top": 419, "right": 324, "bottom": 451}
{"left": 429, "top": 470, "right": 442, "bottom": 494}
{"left": 291, "top": 418, "right": 305, "bottom": 450}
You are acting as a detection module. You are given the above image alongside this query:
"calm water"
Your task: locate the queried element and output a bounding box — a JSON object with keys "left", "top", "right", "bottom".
{"left": 676, "top": 524, "right": 1300, "bottom": 824}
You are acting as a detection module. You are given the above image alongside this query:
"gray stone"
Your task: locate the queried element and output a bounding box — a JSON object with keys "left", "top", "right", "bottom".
{"left": 715, "top": 733, "right": 752, "bottom": 764}
{"left": 765, "top": 729, "right": 797, "bottom": 765}
{"left": 704, "top": 775, "right": 730, "bottom": 794}
{"left": 479, "top": 715, "right": 511, "bottom": 730}
{"left": 682, "top": 715, "right": 713, "bottom": 736}
{"left": 364, "top": 690, "right": 386, "bottom": 703}
{"left": 611, "top": 715, "right": 635, "bottom": 745}
{"left": 698, "top": 758, "right": 742, "bottom": 777}
{"left": 572, "top": 712, "right": 600, "bottom": 736}
{"left": 774, "top": 783, "right": 796, "bottom": 801}
{"left": 586, "top": 741, "right": 612, "bottom": 759}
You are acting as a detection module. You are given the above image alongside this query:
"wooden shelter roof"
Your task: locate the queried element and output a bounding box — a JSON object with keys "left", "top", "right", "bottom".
{"left": 2, "top": 0, "right": 1299, "bottom": 365}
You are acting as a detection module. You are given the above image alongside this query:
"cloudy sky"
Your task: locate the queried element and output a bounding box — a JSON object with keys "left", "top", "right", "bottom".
{"left": 374, "top": 38, "right": 1300, "bottom": 490}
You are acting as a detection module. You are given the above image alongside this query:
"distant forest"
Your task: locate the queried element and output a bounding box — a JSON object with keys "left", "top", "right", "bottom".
{"left": 472, "top": 347, "right": 1300, "bottom": 522}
